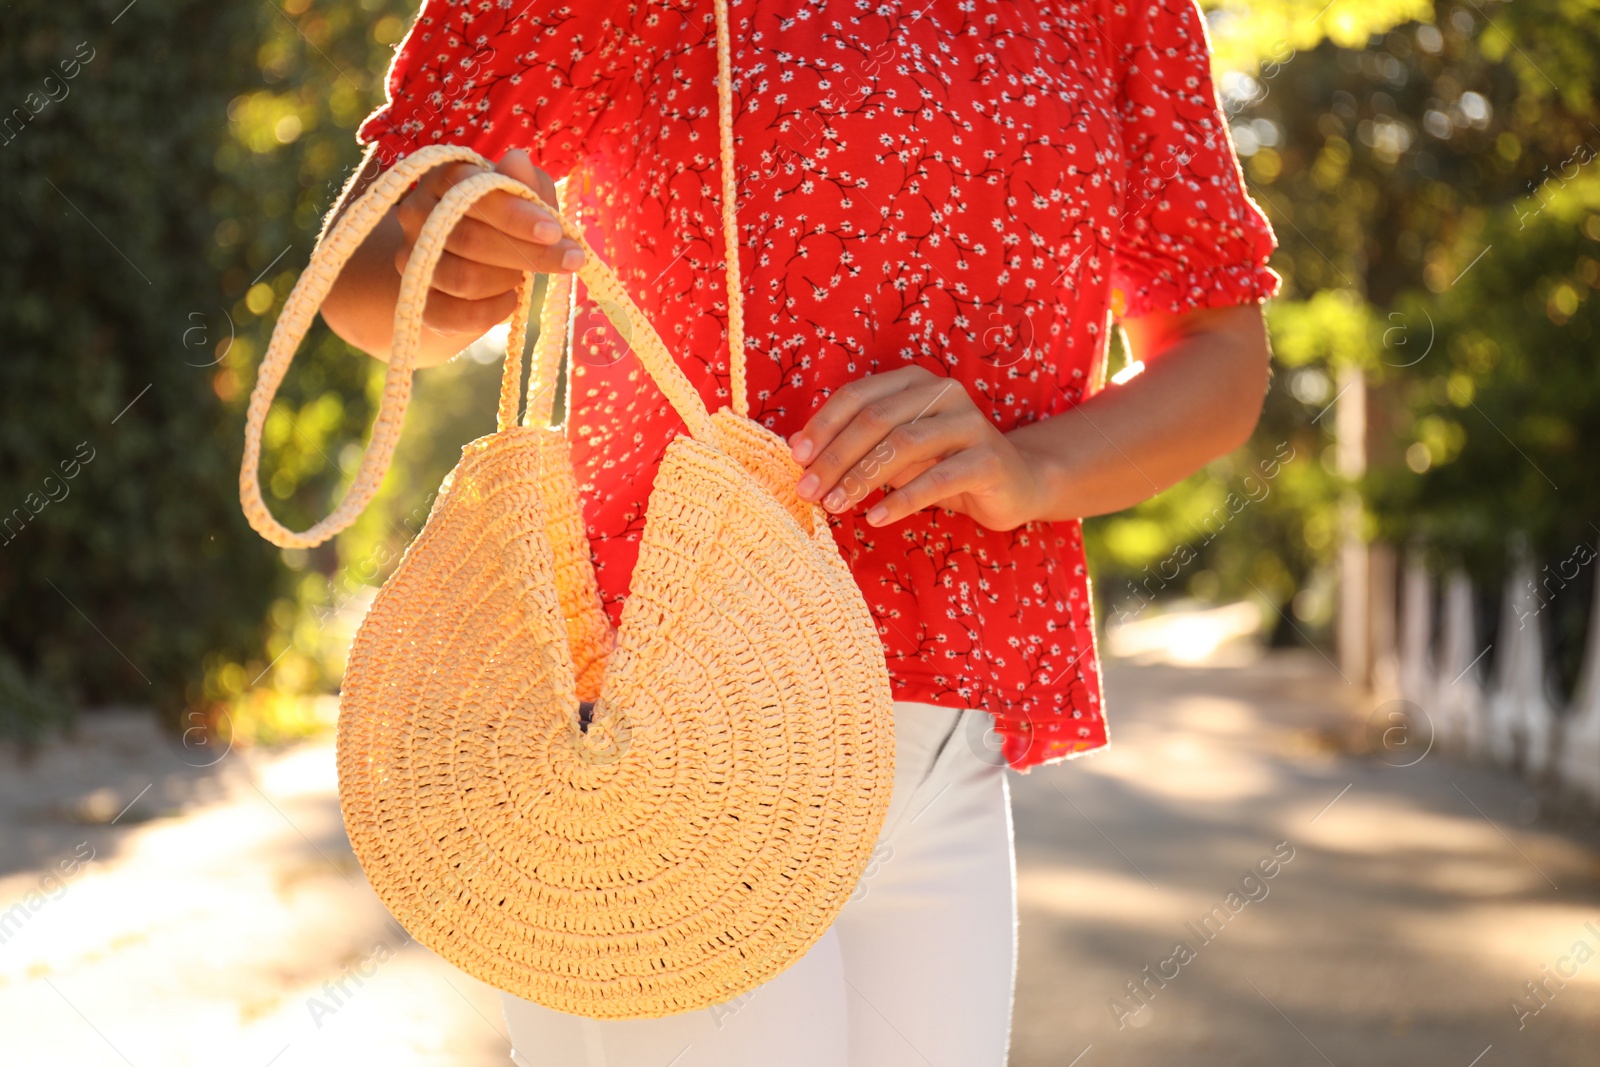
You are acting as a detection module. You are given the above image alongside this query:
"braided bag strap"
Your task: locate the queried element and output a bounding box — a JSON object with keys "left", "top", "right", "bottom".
{"left": 241, "top": 145, "right": 719, "bottom": 550}
{"left": 524, "top": 267, "right": 574, "bottom": 429}
{"left": 712, "top": 0, "right": 747, "bottom": 418}
{"left": 240, "top": 145, "right": 492, "bottom": 549}
{"left": 406, "top": 171, "right": 719, "bottom": 439}
{"left": 244, "top": 0, "right": 745, "bottom": 549}
{"left": 519, "top": 0, "right": 746, "bottom": 423}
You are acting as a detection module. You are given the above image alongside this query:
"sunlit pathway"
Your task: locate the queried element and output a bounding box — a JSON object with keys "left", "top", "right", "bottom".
{"left": 2, "top": 612, "right": 1596, "bottom": 1066}
{"left": 0, "top": 714, "right": 511, "bottom": 1067}
{"left": 1009, "top": 627, "right": 1600, "bottom": 1067}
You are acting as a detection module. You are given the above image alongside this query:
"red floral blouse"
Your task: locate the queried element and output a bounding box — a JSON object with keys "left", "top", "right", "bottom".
{"left": 357, "top": 0, "right": 1280, "bottom": 772}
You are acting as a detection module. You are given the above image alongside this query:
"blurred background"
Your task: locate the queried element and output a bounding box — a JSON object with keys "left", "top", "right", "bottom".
{"left": 2, "top": 0, "right": 1598, "bottom": 1063}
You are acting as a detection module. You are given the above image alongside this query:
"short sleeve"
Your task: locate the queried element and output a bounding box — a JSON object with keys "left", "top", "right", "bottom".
{"left": 1105, "top": 0, "right": 1281, "bottom": 318}
{"left": 356, "top": 0, "right": 661, "bottom": 177}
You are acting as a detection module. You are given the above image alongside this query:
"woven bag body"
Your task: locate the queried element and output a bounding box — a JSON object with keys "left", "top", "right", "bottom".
{"left": 239, "top": 0, "right": 894, "bottom": 1020}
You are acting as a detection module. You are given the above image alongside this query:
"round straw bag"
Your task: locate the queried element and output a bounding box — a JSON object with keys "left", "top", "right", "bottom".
{"left": 239, "top": 0, "right": 893, "bottom": 1020}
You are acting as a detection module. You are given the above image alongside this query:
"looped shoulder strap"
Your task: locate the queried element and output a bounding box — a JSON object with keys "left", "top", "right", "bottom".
{"left": 240, "top": 145, "right": 490, "bottom": 550}
{"left": 243, "top": 0, "right": 745, "bottom": 550}
{"left": 404, "top": 169, "right": 720, "bottom": 441}
{"left": 240, "top": 144, "right": 720, "bottom": 550}
{"left": 523, "top": 268, "right": 574, "bottom": 429}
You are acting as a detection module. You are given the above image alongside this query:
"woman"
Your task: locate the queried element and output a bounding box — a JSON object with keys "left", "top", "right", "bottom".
{"left": 320, "top": 0, "right": 1278, "bottom": 1063}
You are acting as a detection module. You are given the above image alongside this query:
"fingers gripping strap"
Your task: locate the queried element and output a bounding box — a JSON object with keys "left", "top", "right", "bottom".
{"left": 496, "top": 174, "right": 576, "bottom": 431}
{"left": 403, "top": 172, "right": 718, "bottom": 443}
{"left": 240, "top": 144, "right": 494, "bottom": 549}
{"left": 242, "top": 53, "right": 744, "bottom": 549}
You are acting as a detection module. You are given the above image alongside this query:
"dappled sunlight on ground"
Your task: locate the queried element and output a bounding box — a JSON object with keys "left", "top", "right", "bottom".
{"left": 1081, "top": 693, "right": 1287, "bottom": 805}
{"left": 1103, "top": 600, "right": 1267, "bottom": 667}
{"left": 1006, "top": 606, "right": 1600, "bottom": 1067}
{"left": 0, "top": 716, "right": 508, "bottom": 1067}
{"left": 1017, "top": 865, "right": 1221, "bottom": 925}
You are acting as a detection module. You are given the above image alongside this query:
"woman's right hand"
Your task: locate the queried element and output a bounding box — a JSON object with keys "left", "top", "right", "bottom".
{"left": 394, "top": 148, "right": 585, "bottom": 342}
{"left": 321, "top": 148, "right": 586, "bottom": 368}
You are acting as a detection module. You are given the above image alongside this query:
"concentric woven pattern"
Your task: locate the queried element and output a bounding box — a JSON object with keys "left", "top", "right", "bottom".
{"left": 238, "top": 0, "right": 895, "bottom": 1019}
{"left": 340, "top": 424, "right": 893, "bottom": 1016}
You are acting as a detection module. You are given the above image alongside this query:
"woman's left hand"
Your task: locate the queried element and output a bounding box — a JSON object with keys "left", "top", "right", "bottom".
{"left": 786, "top": 365, "right": 1043, "bottom": 531}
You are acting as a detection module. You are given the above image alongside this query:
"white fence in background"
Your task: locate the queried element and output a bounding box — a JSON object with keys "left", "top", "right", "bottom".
{"left": 1391, "top": 550, "right": 1600, "bottom": 806}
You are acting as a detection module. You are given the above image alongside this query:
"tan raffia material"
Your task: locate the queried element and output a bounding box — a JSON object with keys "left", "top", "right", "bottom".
{"left": 238, "top": 0, "right": 895, "bottom": 1020}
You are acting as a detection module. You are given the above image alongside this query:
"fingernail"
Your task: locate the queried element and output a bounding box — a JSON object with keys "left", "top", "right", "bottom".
{"left": 790, "top": 437, "right": 813, "bottom": 464}
{"left": 796, "top": 473, "right": 819, "bottom": 499}
{"left": 562, "top": 247, "right": 586, "bottom": 271}
{"left": 823, "top": 488, "right": 846, "bottom": 511}
{"left": 533, "top": 219, "right": 562, "bottom": 244}
{"left": 865, "top": 504, "right": 887, "bottom": 525}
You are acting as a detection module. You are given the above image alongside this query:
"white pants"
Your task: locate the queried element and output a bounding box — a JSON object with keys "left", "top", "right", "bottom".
{"left": 501, "top": 702, "right": 1018, "bottom": 1067}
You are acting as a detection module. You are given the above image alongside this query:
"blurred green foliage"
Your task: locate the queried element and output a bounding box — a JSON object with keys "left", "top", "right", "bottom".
{"left": 192, "top": 0, "right": 521, "bottom": 736}
{"left": 2, "top": 2, "right": 282, "bottom": 740}
{"left": 0, "top": 0, "right": 506, "bottom": 742}
{"left": 1089, "top": 0, "right": 1600, "bottom": 658}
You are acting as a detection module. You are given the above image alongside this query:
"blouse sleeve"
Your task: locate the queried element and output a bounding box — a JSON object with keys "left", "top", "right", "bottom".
{"left": 1104, "top": 0, "right": 1281, "bottom": 318}
{"left": 356, "top": 0, "right": 658, "bottom": 177}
